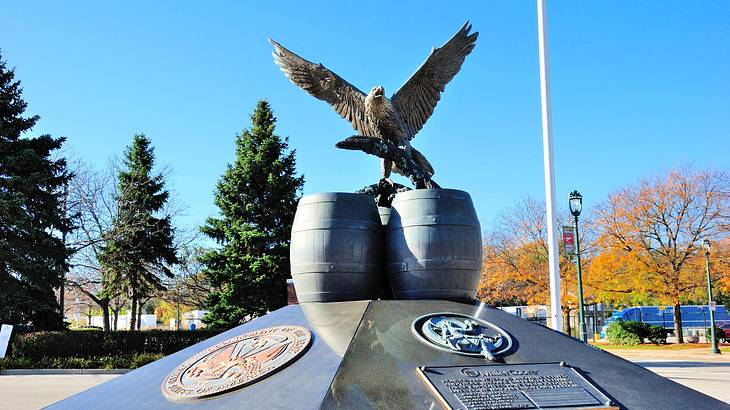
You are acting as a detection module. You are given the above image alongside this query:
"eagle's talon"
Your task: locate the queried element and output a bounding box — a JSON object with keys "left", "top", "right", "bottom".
{"left": 379, "top": 178, "right": 394, "bottom": 187}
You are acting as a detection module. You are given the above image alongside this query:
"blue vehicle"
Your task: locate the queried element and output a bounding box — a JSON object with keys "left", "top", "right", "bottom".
{"left": 602, "top": 305, "right": 729, "bottom": 336}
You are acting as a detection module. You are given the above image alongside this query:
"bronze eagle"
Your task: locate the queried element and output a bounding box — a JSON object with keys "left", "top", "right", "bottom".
{"left": 270, "top": 22, "right": 478, "bottom": 187}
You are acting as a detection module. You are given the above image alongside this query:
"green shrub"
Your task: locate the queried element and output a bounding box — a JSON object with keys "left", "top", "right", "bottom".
{"left": 606, "top": 320, "right": 642, "bottom": 345}
{"left": 8, "top": 329, "right": 222, "bottom": 359}
{"left": 131, "top": 353, "right": 164, "bottom": 369}
{"left": 608, "top": 320, "right": 666, "bottom": 345}
{"left": 1, "top": 329, "right": 223, "bottom": 369}
{"left": 646, "top": 325, "right": 667, "bottom": 344}
{"left": 0, "top": 353, "right": 166, "bottom": 369}
{"left": 620, "top": 320, "right": 648, "bottom": 337}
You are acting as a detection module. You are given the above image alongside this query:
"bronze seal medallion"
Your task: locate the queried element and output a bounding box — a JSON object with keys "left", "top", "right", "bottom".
{"left": 162, "top": 325, "right": 312, "bottom": 401}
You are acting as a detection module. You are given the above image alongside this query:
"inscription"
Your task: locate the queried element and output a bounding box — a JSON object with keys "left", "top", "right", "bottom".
{"left": 417, "top": 363, "right": 616, "bottom": 410}
{"left": 442, "top": 375, "right": 579, "bottom": 409}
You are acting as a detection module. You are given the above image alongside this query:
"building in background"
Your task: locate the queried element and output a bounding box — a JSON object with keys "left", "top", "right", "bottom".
{"left": 170, "top": 310, "right": 209, "bottom": 330}
{"left": 287, "top": 279, "right": 299, "bottom": 305}
{"left": 499, "top": 304, "right": 610, "bottom": 340}
{"left": 90, "top": 314, "right": 157, "bottom": 330}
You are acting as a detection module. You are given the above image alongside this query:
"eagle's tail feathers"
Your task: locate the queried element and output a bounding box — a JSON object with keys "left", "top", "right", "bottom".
{"left": 410, "top": 147, "right": 434, "bottom": 177}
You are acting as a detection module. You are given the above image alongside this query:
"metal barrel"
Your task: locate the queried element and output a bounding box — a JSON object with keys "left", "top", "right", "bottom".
{"left": 290, "top": 193, "right": 383, "bottom": 302}
{"left": 386, "top": 189, "right": 482, "bottom": 300}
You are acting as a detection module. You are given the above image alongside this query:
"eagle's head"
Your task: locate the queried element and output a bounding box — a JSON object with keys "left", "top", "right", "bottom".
{"left": 369, "top": 86, "right": 385, "bottom": 98}
{"left": 365, "top": 86, "right": 386, "bottom": 113}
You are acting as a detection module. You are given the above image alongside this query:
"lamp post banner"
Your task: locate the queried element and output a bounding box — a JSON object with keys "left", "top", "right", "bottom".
{"left": 562, "top": 226, "right": 575, "bottom": 254}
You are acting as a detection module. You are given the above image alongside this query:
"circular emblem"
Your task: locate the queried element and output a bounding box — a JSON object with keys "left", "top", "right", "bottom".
{"left": 162, "top": 325, "right": 311, "bottom": 401}
{"left": 411, "top": 312, "right": 512, "bottom": 360}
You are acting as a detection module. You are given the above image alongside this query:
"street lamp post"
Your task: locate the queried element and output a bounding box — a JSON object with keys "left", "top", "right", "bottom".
{"left": 703, "top": 238, "right": 721, "bottom": 354}
{"left": 569, "top": 191, "right": 588, "bottom": 343}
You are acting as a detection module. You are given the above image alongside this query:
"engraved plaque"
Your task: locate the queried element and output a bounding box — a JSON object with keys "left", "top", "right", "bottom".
{"left": 416, "top": 363, "right": 617, "bottom": 410}
{"left": 162, "top": 326, "right": 311, "bottom": 401}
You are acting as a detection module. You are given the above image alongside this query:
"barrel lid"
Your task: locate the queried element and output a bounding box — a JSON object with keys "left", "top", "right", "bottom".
{"left": 391, "top": 188, "right": 472, "bottom": 203}
{"left": 298, "top": 192, "right": 375, "bottom": 206}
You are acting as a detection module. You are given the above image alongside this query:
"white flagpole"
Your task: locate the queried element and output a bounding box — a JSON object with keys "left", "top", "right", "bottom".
{"left": 537, "top": 0, "right": 563, "bottom": 332}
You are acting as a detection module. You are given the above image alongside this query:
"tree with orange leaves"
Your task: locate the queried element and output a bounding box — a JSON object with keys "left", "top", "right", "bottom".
{"left": 478, "top": 197, "right": 595, "bottom": 333}
{"left": 714, "top": 240, "right": 730, "bottom": 304}
{"left": 591, "top": 167, "right": 730, "bottom": 343}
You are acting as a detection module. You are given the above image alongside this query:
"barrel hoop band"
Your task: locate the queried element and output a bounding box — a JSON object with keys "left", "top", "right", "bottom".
{"left": 292, "top": 262, "right": 381, "bottom": 273}
{"left": 392, "top": 288, "right": 476, "bottom": 295}
{"left": 391, "top": 189, "right": 471, "bottom": 203}
{"left": 392, "top": 215, "right": 479, "bottom": 228}
{"left": 386, "top": 259, "right": 481, "bottom": 272}
{"left": 292, "top": 219, "right": 381, "bottom": 232}
{"left": 296, "top": 291, "right": 374, "bottom": 303}
{"left": 391, "top": 290, "right": 476, "bottom": 299}
{"left": 297, "top": 193, "right": 372, "bottom": 206}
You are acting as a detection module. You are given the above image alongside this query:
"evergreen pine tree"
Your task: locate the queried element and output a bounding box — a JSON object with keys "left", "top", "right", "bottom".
{"left": 99, "top": 134, "right": 177, "bottom": 330}
{"left": 201, "top": 100, "right": 304, "bottom": 328}
{"left": 0, "top": 53, "right": 71, "bottom": 329}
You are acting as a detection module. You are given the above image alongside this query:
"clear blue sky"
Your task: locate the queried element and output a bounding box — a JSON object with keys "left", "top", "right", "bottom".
{"left": 2, "top": 1, "right": 728, "bottom": 232}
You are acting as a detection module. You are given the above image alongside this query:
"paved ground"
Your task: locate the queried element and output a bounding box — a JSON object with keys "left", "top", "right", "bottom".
{"left": 0, "top": 374, "right": 119, "bottom": 409}
{"left": 639, "top": 360, "right": 730, "bottom": 404}
{"left": 2, "top": 350, "right": 729, "bottom": 409}
{"left": 606, "top": 348, "right": 730, "bottom": 404}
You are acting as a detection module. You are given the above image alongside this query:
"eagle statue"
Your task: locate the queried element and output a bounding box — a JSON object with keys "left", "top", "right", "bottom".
{"left": 270, "top": 21, "right": 478, "bottom": 189}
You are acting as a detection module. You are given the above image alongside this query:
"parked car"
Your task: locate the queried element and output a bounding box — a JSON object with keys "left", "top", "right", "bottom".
{"left": 719, "top": 323, "right": 730, "bottom": 343}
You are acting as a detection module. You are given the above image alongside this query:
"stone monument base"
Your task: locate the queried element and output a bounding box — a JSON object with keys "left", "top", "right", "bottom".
{"left": 49, "top": 300, "right": 726, "bottom": 409}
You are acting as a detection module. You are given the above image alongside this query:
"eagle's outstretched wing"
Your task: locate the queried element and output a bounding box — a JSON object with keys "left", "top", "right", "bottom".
{"left": 391, "top": 22, "right": 478, "bottom": 140}
{"left": 270, "top": 39, "right": 374, "bottom": 136}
